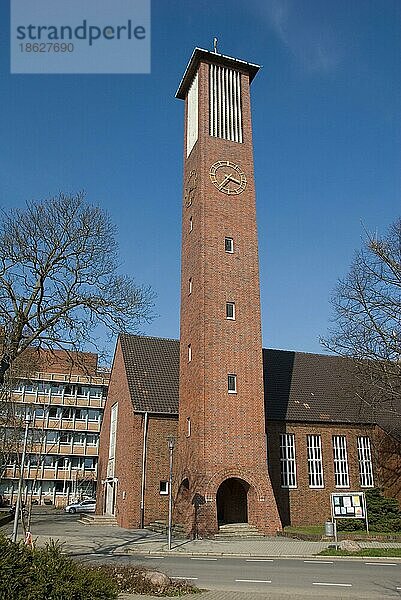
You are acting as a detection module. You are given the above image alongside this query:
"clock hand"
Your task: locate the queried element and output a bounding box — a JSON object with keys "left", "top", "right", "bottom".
{"left": 219, "top": 174, "right": 231, "bottom": 189}
{"left": 227, "top": 175, "right": 241, "bottom": 185}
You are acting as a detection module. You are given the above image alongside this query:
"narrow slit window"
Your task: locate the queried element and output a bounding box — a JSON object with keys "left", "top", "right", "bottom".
{"left": 186, "top": 417, "right": 191, "bottom": 438}
{"left": 188, "top": 344, "right": 192, "bottom": 362}
{"left": 225, "top": 237, "right": 234, "bottom": 253}
{"left": 226, "top": 302, "right": 235, "bottom": 320}
{"left": 188, "top": 277, "right": 193, "bottom": 295}
{"left": 228, "top": 373, "right": 237, "bottom": 393}
{"left": 189, "top": 216, "right": 193, "bottom": 232}
{"left": 159, "top": 481, "right": 168, "bottom": 495}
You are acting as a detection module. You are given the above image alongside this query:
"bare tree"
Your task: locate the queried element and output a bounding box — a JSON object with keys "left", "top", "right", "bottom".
{"left": 321, "top": 218, "right": 401, "bottom": 433}
{"left": 0, "top": 192, "right": 154, "bottom": 382}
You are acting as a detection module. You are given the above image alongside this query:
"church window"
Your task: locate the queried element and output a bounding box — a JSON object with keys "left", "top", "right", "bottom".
{"left": 357, "top": 436, "right": 374, "bottom": 487}
{"left": 188, "top": 344, "right": 192, "bottom": 362}
{"left": 188, "top": 278, "right": 192, "bottom": 295}
{"left": 186, "top": 417, "right": 191, "bottom": 437}
{"left": 189, "top": 216, "right": 193, "bottom": 232}
{"left": 159, "top": 481, "right": 169, "bottom": 495}
{"left": 280, "top": 433, "right": 297, "bottom": 488}
{"left": 332, "top": 435, "right": 349, "bottom": 487}
{"left": 186, "top": 73, "right": 198, "bottom": 157}
{"left": 228, "top": 374, "right": 237, "bottom": 393}
{"left": 225, "top": 237, "right": 234, "bottom": 253}
{"left": 226, "top": 302, "right": 235, "bottom": 320}
{"left": 307, "top": 434, "right": 324, "bottom": 488}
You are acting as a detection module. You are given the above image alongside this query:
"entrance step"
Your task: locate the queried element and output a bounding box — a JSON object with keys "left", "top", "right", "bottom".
{"left": 146, "top": 520, "right": 187, "bottom": 538}
{"left": 215, "top": 523, "right": 265, "bottom": 539}
{"left": 78, "top": 514, "right": 118, "bottom": 526}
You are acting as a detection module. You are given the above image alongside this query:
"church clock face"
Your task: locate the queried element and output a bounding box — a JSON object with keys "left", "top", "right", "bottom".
{"left": 184, "top": 169, "right": 197, "bottom": 207}
{"left": 209, "top": 161, "right": 247, "bottom": 195}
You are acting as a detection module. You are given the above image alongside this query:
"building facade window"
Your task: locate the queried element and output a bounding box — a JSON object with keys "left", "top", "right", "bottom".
{"left": 189, "top": 216, "right": 193, "bottom": 232}
{"left": 186, "top": 417, "right": 191, "bottom": 437}
{"left": 160, "top": 481, "right": 169, "bottom": 495}
{"left": 280, "top": 433, "right": 297, "bottom": 488}
{"left": 333, "top": 435, "right": 349, "bottom": 487}
{"left": 188, "top": 277, "right": 193, "bottom": 295}
{"left": 357, "top": 436, "right": 374, "bottom": 487}
{"left": 307, "top": 434, "right": 324, "bottom": 488}
{"left": 228, "top": 374, "right": 237, "bottom": 393}
{"left": 188, "top": 344, "right": 192, "bottom": 362}
{"left": 225, "top": 237, "right": 234, "bottom": 253}
{"left": 226, "top": 301, "right": 235, "bottom": 320}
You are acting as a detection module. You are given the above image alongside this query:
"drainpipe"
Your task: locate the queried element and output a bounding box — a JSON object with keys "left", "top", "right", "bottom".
{"left": 140, "top": 412, "right": 149, "bottom": 529}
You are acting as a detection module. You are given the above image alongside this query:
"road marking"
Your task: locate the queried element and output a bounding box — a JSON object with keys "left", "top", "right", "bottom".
{"left": 172, "top": 576, "right": 198, "bottom": 580}
{"left": 190, "top": 557, "right": 217, "bottom": 561}
{"left": 304, "top": 560, "right": 333, "bottom": 564}
{"left": 246, "top": 559, "right": 274, "bottom": 562}
{"left": 313, "top": 582, "right": 352, "bottom": 587}
{"left": 143, "top": 556, "right": 165, "bottom": 559}
{"left": 396, "top": 587, "right": 401, "bottom": 590}
{"left": 236, "top": 579, "right": 272, "bottom": 584}
{"left": 365, "top": 562, "right": 397, "bottom": 566}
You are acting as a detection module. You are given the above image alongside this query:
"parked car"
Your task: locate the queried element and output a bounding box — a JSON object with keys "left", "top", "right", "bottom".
{"left": 65, "top": 499, "right": 96, "bottom": 514}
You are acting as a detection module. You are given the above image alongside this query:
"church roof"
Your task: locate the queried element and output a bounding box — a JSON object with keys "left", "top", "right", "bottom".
{"left": 262, "top": 348, "right": 374, "bottom": 425}
{"left": 118, "top": 334, "right": 381, "bottom": 427}
{"left": 120, "top": 334, "right": 179, "bottom": 415}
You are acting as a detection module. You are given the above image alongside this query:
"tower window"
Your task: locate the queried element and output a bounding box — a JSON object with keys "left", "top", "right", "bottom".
{"left": 188, "top": 277, "right": 193, "bottom": 295}
{"left": 188, "top": 344, "right": 192, "bottom": 362}
{"left": 225, "top": 237, "right": 234, "bottom": 253}
{"left": 159, "top": 481, "right": 169, "bottom": 495}
{"left": 226, "top": 302, "right": 235, "bottom": 320}
{"left": 189, "top": 216, "right": 193, "bottom": 232}
{"left": 186, "top": 417, "right": 191, "bottom": 437}
{"left": 228, "top": 374, "right": 237, "bottom": 393}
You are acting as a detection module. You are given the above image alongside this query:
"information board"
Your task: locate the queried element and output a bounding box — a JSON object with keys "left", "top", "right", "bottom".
{"left": 331, "top": 492, "right": 365, "bottom": 519}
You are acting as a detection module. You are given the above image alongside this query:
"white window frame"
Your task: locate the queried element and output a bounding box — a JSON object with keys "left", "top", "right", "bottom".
{"left": 188, "top": 277, "right": 193, "bottom": 295}
{"left": 333, "top": 435, "right": 350, "bottom": 488}
{"left": 226, "top": 301, "right": 235, "bottom": 320}
{"left": 280, "top": 433, "right": 297, "bottom": 488}
{"left": 186, "top": 417, "right": 191, "bottom": 438}
{"left": 224, "top": 237, "right": 234, "bottom": 253}
{"left": 357, "top": 436, "right": 374, "bottom": 487}
{"left": 228, "top": 373, "right": 237, "bottom": 393}
{"left": 188, "top": 344, "right": 192, "bottom": 362}
{"left": 159, "top": 480, "right": 169, "bottom": 495}
{"left": 307, "top": 434, "right": 324, "bottom": 488}
{"left": 189, "top": 216, "right": 193, "bottom": 232}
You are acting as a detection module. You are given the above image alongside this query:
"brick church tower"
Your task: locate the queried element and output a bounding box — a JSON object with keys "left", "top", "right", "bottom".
{"left": 175, "top": 47, "right": 281, "bottom": 536}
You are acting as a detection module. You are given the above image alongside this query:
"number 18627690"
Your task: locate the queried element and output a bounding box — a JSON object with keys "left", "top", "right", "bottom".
{"left": 19, "top": 43, "right": 74, "bottom": 53}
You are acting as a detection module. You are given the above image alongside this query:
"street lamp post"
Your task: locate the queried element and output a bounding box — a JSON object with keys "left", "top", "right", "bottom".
{"left": 12, "top": 411, "right": 31, "bottom": 543}
{"left": 167, "top": 436, "right": 175, "bottom": 551}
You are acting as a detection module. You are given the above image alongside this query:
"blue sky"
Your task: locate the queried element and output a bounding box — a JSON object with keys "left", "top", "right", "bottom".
{"left": 0, "top": 0, "right": 400, "bottom": 359}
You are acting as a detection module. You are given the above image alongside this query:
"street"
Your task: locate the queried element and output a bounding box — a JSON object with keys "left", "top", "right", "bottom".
{"left": 2, "top": 508, "right": 401, "bottom": 598}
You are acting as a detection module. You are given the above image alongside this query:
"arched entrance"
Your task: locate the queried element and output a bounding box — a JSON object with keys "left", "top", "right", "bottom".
{"left": 216, "top": 478, "right": 249, "bottom": 525}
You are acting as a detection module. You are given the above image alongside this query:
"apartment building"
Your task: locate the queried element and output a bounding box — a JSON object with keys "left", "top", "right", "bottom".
{"left": 0, "top": 350, "right": 109, "bottom": 507}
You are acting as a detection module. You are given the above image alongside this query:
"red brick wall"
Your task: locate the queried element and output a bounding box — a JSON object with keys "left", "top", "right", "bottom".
{"left": 96, "top": 339, "right": 143, "bottom": 528}
{"left": 266, "top": 421, "right": 377, "bottom": 526}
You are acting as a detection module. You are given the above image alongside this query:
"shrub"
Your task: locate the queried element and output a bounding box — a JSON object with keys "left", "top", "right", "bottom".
{"left": 0, "top": 536, "right": 117, "bottom": 600}
{"left": 337, "top": 488, "right": 401, "bottom": 532}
